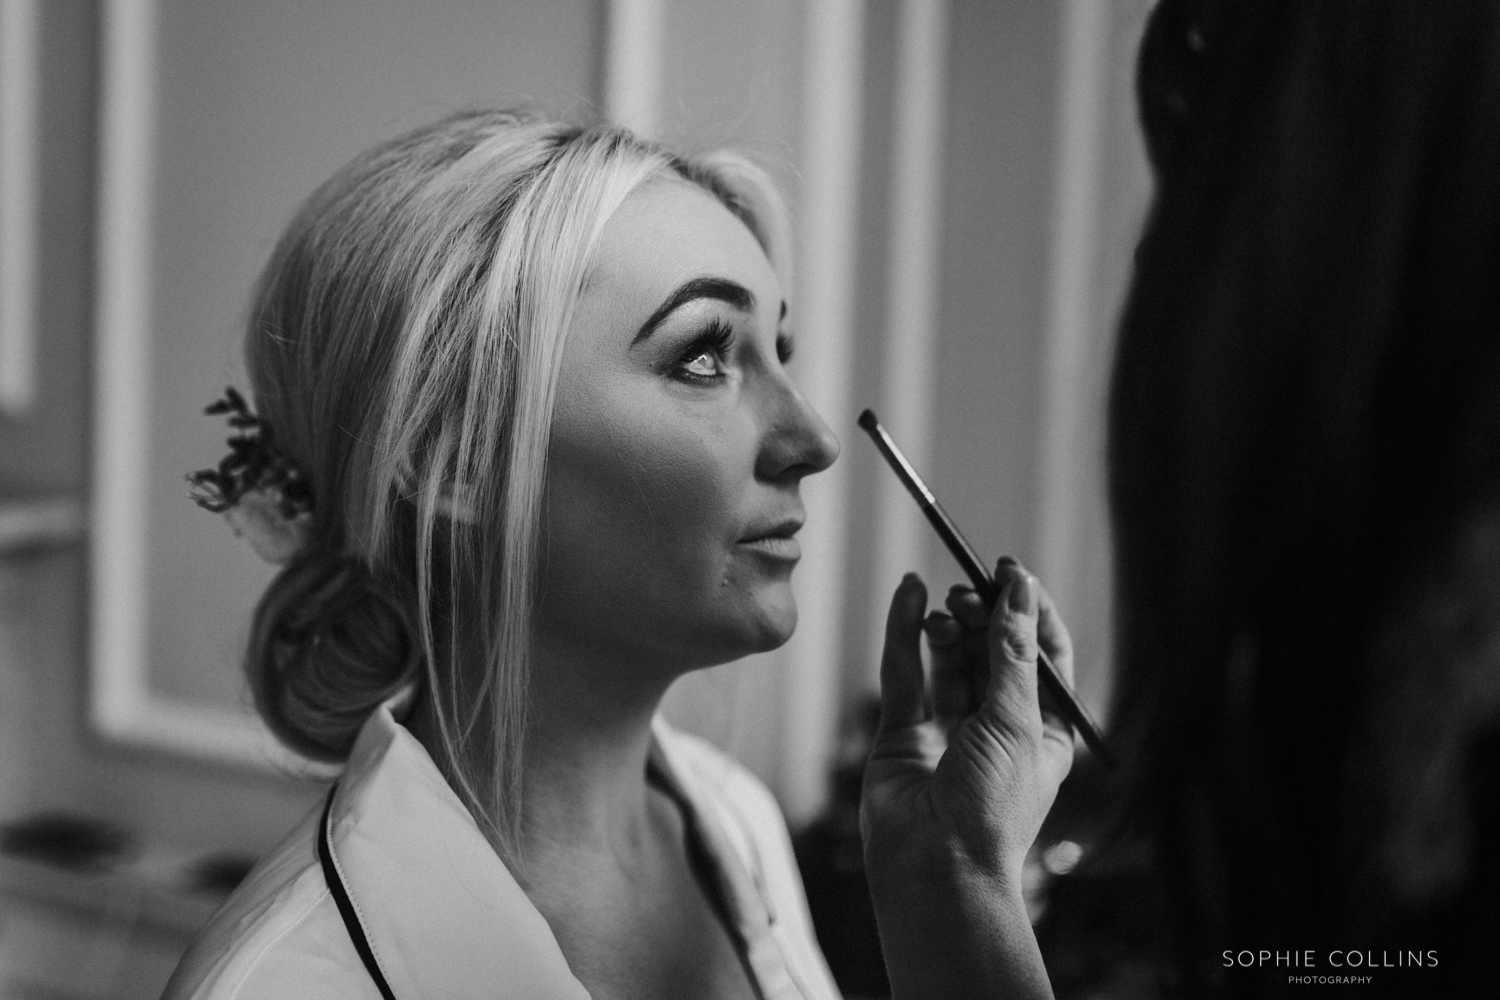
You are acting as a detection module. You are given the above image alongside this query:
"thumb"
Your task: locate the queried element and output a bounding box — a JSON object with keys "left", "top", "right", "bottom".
{"left": 876, "top": 573, "right": 928, "bottom": 739}
{"left": 983, "top": 565, "right": 1041, "bottom": 730}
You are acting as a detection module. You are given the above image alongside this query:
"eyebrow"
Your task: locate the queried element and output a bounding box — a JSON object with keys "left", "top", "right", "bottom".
{"left": 632, "top": 277, "right": 757, "bottom": 344}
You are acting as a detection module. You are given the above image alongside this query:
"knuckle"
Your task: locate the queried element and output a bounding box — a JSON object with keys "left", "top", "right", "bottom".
{"left": 997, "top": 620, "right": 1036, "bottom": 661}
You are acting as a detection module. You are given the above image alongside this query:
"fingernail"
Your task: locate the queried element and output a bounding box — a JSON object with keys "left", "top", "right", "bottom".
{"left": 899, "top": 573, "right": 924, "bottom": 607}
{"left": 1008, "top": 573, "right": 1037, "bottom": 614}
{"left": 923, "top": 611, "right": 956, "bottom": 642}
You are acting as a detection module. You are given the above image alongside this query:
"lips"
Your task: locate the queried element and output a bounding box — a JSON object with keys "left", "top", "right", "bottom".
{"left": 737, "top": 518, "right": 804, "bottom": 560}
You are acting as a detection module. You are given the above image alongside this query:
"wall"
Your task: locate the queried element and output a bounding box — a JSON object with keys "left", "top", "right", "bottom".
{"left": 4, "top": 0, "right": 603, "bottom": 853}
{"left": 836, "top": 0, "right": 1152, "bottom": 716}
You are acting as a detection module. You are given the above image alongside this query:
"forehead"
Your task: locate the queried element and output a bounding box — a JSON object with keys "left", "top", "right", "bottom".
{"left": 584, "top": 179, "right": 780, "bottom": 310}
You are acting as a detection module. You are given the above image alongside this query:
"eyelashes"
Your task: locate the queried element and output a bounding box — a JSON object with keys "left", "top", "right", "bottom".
{"left": 669, "top": 320, "right": 797, "bottom": 385}
{"left": 672, "top": 319, "right": 736, "bottom": 384}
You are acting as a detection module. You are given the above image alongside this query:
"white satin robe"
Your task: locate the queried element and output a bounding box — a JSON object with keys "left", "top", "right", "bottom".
{"left": 162, "top": 698, "right": 843, "bottom": 999}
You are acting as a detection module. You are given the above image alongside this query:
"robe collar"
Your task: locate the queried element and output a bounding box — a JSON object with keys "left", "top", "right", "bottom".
{"left": 319, "top": 697, "right": 806, "bottom": 998}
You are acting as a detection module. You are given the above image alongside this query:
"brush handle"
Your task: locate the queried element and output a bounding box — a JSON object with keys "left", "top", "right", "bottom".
{"left": 859, "top": 408, "right": 1114, "bottom": 767}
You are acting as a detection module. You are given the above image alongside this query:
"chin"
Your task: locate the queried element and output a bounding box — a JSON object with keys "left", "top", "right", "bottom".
{"left": 741, "top": 593, "right": 798, "bottom": 654}
{"left": 678, "top": 580, "right": 800, "bottom": 666}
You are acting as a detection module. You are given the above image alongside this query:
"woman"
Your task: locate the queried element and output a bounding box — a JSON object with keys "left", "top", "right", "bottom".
{"left": 165, "top": 109, "right": 1078, "bottom": 999}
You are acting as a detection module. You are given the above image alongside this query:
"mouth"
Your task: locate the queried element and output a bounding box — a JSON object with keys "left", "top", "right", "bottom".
{"left": 737, "top": 518, "right": 804, "bottom": 561}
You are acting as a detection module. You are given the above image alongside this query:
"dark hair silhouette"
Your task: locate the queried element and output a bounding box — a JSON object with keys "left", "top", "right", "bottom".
{"left": 1109, "top": 0, "right": 1500, "bottom": 993}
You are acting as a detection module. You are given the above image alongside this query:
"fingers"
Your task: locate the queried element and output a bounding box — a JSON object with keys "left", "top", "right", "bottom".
{"left": 1035, "top": 579, "right": 1076, "bottom": 687}
{"left": 877, "top": 573, "right": 929, "bottom": 736}
{"left": 1030, "top": 578, "right": 1079, "bottom": 759}
{"left": 983, "top": 560, "right": 1042, "bottom": 730}
{"left": 944, "top": 585, "right": 988, "bottom": 630}
{"left": 981, "top": 560, "right": 1077, "bottom": 825}
{"left": 926, "top": 610, "right": 970, "bottom": 728}
{"left": 923, "top": 609, "right": 963, "bottom": 650}
{"left": 880, "top": 561, "right": 1073, "bottom": 770}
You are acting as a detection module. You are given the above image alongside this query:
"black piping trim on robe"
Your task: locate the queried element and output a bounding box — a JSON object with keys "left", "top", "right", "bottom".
{"left": 318, "top": 785, "right": 398, "bottom": 1000}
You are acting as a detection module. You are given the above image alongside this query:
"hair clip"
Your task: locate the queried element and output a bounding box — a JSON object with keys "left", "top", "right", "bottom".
{"left": 187, "top": 387, "right": 313, "bottom": 565}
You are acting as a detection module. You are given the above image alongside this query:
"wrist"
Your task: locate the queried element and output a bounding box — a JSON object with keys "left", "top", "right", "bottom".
{"left": 866, "top": 838, "right": 1050, "bottom": 1000}
{"left": 865, "top": 827, "right": 1025, "bottom": 907}
{"left": 870, "top": 869, "right": 1046, "bottom": 1000}
{"left": 868, "top": 846, "right": 1027, "bottom": 943}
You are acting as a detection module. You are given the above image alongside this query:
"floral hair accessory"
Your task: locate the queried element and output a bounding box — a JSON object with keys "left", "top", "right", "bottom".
{"left": 187, "top": 387, "right": 313, "bottom": 565}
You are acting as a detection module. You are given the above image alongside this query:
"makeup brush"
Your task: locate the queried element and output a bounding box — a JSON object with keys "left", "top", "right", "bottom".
{"left": 859, "top": 408, "right": 1113, "bottom": 766}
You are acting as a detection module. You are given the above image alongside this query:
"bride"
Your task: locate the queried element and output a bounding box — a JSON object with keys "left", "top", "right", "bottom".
{"left": 167, "top": 108, "right": 1074, "bottom": 1000}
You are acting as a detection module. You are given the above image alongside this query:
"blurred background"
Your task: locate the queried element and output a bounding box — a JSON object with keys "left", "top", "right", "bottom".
{"left": 0, "top": 0, "right": 1150, "bottom": 995}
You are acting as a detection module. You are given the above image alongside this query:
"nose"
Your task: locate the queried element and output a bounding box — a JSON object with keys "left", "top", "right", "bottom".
{"left": 755, "top": 376, "right": 841, "bottom": 482}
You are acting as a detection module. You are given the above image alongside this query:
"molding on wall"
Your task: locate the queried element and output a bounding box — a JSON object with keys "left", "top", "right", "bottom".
{"left": 90, "top": 0, "right": 155, "bottom": 752}
{"left": 0, "top": 498, "right": 84, "bottom": 555}
{"left": 603, "top": 0, "right": 662, "bottom": 137}
{"left": 89, "top": 0, "right": 318, "bottom": 775}
{"left": 865, "top": 0, "right": 950, "bottom": 684}
{"left": 1036, "top": 0, "right": 1111, "bottom": 659}
{"left": 778, "top": 0, "right": 864, "bottom": 825}
{"left": 0, "top": 0, "right": 40, "bottom": 417}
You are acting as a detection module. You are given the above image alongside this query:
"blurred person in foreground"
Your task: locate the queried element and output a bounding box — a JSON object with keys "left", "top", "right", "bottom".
{"left": 863, "top": 0, "right": 1500, "bottom": 996}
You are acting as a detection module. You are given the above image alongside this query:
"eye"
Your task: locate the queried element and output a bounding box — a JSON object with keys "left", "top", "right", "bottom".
{"left": 681, "top": 349, "right": 723, "bottom": 378}
{"left": 671, "top": 319, "right": 736, "bottom": 385}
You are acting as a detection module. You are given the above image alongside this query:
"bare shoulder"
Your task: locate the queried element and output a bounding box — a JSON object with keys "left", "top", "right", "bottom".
{"left": 161, "top": 803, "right": 375, "bottom": 1000}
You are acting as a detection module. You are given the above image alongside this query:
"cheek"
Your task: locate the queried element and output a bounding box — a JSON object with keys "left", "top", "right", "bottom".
{"left": 539, "top": 392, "right": 746, "bottom": 621}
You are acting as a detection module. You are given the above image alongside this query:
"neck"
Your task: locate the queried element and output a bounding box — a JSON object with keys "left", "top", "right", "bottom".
{"left": 405, "top": 624, "right": 685, "bottom": 880}
{"left": 518, "top": 633, "right": 673, "bottom": 862}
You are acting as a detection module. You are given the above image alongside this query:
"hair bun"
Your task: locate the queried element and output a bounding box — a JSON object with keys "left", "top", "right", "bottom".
{"left": 247, "top": 549, "right": 419, "bottom": 761}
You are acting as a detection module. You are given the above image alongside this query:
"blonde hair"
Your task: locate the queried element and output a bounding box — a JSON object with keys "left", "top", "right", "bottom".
{"left": 242, "top": 109, "right": 790, "bottom": 858}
